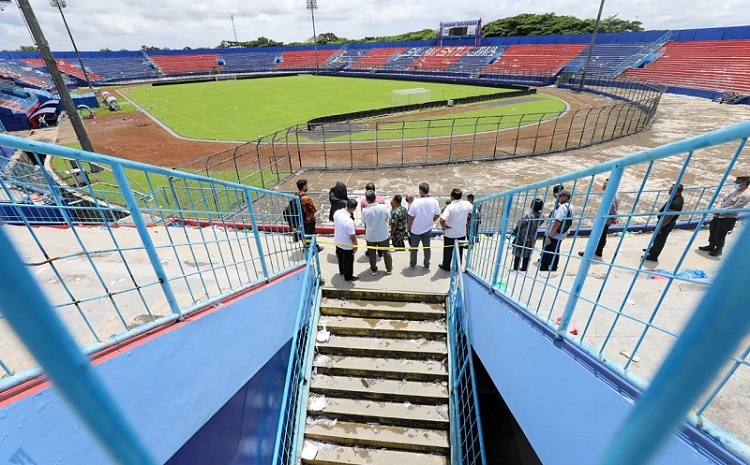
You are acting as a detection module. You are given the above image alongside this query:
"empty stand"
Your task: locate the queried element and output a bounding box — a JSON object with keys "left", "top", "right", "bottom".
{"left": 482, "top": 43, "right": 587, "bottom": 76}
{"left": 0, "top": 58, "right": 52, "bottom": 89}
{"left": 84, "top": 56, "right": 160, "bottom": 83}
{"left": 622, "top": 40, "right": 750, "bottom": 94}
{"left": 219, "top": 51, "right": 279, "bottom": 73}
{"left": 275, "top": 50, "right": 339, "bottom": 70}
{"left": 445, "top": 46, "right": 504, "bottom": 73}
{"left": 382, "top": 47, "right": 431, "bottom": 71}
{"left": 347, "top": 47, "right": 406, "bottom": 71}
{"left": 21, "top": 58, "right": 101, "bottom": 84}
{"left": 406, "top": 46, "right": 472, "bottom": 72}
{"left": 566, "top": 43, "right": 654, "bottom": 75}
{"left": 327, "top": 48, "right": 370, "bottom": 70}
{"left": 149, "top": 53, "right": 223, "bottom": 75}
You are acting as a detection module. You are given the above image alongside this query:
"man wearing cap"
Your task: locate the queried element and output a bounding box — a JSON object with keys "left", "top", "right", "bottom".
{"left": 540, "top": 189, "right": 575, "bottom": 272}
{"left": 698, "top": 176, "right": 749, "bottom": 257}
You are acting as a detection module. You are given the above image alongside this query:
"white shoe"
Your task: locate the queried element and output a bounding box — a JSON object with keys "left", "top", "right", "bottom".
{"left": 370, "top": 269, "right": 378, "bottom": 276}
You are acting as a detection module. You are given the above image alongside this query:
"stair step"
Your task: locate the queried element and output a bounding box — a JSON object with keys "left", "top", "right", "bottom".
{"left": 301, "top": 442, "right": 448, "bottom": 465}
{"left": 319, "top": 316, "right": 446, "bottom": 340}
{"left": 305, "top": 421, "right": 449, "bottom": 454}
{"left": 317, "top": 335, "right": 447, "bottom": 360}
{"left": 314, "top": 354, "right": 448, "bottom": 382}
{"left": 321, "top": 289, "right": 445, "bottom": 305}
{"left": 309, "top": 374, "right": 448, "bottom": 404}
{"left": 320, "top": 299, "right": 445, "bottom": 321}
{"left": 307, "top": 396, "right": 449, "bottom": 430}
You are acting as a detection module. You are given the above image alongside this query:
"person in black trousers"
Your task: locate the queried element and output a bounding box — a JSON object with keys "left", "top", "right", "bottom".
{"left": 644, "top": 184, "right": 684, "bottom": 262}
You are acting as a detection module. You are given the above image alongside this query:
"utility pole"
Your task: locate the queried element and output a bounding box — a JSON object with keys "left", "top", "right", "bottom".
{"left": 51, "top": 0, "right": 95, "bottom": 95}
{"left": 16, "top": 0, "right": 95, "bottom": 153}
{"left": 230, "top": 14, "right": 238, "bottom": 42}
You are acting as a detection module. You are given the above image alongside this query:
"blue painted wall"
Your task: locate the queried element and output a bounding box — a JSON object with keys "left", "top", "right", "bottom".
{"left": 166, "top": 340, "right": 291, "bottom": 465}
{"left": 464, "top": 274, "right": 740, "bottom": 465}
{"left": 0, "top": 269, "right": 305, "bottom": 464}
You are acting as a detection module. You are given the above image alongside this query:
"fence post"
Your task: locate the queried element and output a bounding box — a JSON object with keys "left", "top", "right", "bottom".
{"left": 490, "top": 194, "right": 513, "bottom": 288}
{"left": 558, "top": 166, "right": 624, "bottom": 339}
{"left": 111, "top": 163, "right": 182, "bottom": 317}
{"left": 244, "top": 188, "right": 270, "bottom": 280}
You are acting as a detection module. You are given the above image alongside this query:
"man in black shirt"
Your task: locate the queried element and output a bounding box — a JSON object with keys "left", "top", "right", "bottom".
{"left": 644, "top": 184, "right": 684, "bottom": 262}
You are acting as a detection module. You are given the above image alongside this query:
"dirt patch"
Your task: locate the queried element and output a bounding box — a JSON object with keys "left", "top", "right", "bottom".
{"left": 56, "top": 110, "right": 237, "bottom": 168}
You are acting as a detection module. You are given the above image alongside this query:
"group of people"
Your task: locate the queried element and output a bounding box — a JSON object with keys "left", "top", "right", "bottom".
{"left": 327, "top": 181, "right": 476, "bottom": 281}
{"left": 291, "top": 174, "right": 748, "bottom": 282}
{"left": 508, "top": 174, "right": 748, "bottom": 272}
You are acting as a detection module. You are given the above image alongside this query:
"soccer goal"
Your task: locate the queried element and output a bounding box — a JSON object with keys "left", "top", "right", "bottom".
{"left": 391, "top": 88, "right": 431, "bottom": 107}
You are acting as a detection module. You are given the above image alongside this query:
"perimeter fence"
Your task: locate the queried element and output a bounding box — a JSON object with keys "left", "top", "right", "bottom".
{"left": 178, "top": 76, "right": 665, "bottom": 190}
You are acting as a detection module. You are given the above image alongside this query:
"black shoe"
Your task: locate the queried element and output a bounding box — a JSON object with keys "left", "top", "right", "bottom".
{"left": 698, "top": 245, "right": 714, "bottom": 252}
{"left": 642, "top": 248, "right": 647, "bottom": 252}
{"left": 642, "top": 256, "right": 658, "bottom": 262}
{"left": 438, "top": 264, "right": 450, "bottom": 272}
{"left": 346, "top": 276, "right": 360, "bottom": 281}
{"left": 708, "top": 249, "right": 722, "bottom": 257}
{"left": 578, "top": 251, "right": 584, "bottom": 257}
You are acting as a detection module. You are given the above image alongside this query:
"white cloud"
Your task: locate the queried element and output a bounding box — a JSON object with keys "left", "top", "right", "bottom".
{"left": 1, "top": 0, "right": 749, "bottom": 51}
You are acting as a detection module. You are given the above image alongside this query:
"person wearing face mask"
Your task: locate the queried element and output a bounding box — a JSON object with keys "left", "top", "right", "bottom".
{"left": 698, "top": 175, "right": 750, "bottom": 257}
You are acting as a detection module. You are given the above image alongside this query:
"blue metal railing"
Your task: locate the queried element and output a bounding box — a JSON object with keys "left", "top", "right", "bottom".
{"left": 0, "top": 134, "right": 306, "bottom": 391}
{"left": 272, "top": 237, "right": 322, "bottom": 465}
{"left": 465, "top": 120, "right": 750, "bottom": 463}
{"left": 447, "top": 246, "right": 487, "bottom": 465}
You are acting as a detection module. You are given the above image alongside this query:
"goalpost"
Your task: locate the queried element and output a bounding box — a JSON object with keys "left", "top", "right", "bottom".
{"left": 391, "top": 88, "right": 431, "bottom": 107}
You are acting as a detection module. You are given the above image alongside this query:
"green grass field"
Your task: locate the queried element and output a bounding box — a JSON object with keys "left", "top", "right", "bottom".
{"left": 121, "top": 75, "right": 565, "bottom": 142}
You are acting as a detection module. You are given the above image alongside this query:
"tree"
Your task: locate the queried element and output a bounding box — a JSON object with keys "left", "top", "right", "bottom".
{"left": 482, "top": 13, "right": 643, "bottom": 37}
{"left": 217, "top": 37, "right": 283, "bottom": 48}
{"left": 18, "top": 45, "right": 38, "bottom": 52}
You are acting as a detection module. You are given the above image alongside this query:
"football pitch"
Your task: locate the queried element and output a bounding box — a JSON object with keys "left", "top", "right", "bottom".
{"left": 120, "top": 75, "right": 566, "bottom": 142}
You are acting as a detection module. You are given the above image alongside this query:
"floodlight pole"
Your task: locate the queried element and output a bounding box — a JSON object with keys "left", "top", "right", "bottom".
{"left": 15, "top": 0, "right": 94, "bottom": 153}
{"left": 51, "top": 0, "right": 95, "bottom": 94}
{"left": 579, "top": 0, "right": 606, "bottom": 89}
{"left": 306, "top": 0, "right": 320, "bottom": 74}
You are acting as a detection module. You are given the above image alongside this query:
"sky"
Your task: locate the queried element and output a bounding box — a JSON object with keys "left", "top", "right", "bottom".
{"left": 1, "top": 0, "right": 749, "bottom": 52}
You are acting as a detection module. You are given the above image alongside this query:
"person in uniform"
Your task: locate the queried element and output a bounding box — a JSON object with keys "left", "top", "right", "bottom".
{"left": 698, "top": 175, "right": 749, "bottom": 257}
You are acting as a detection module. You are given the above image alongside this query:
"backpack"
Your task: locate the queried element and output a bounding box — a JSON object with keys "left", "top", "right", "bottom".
{"left": 283, "top": 197, "right": 301, "bottom": 228}
{"left": 559, "top": 204, "right": 573, "bottom": 234}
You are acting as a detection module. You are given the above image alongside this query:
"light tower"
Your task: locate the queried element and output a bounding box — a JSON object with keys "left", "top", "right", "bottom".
{"left": 306, "top": 0, "right": 320, "bottom": 74}
{"left": 50, "top": 0, "right": 94, "bottom": 94}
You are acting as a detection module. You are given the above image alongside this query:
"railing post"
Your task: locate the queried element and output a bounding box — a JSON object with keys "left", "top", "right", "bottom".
{"left": 558, "top": 166, "right": 624, "bottom": 339}
{"left": 0, "top": 226, "right": 158, "bottom": 465}
{"left": 244, "top": 188, "right": 270, "bottom": 280}
{"left": 490, "top": 194, "right": 513, "bottom": 288}
{"left": 111, "top": 163, "right": 182, "bottom": 317}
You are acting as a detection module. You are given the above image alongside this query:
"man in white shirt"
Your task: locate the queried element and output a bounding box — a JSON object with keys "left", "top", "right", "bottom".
{"left": 407, "top": 182, "right": 441, "bottom": 269}
{"left": 334, "top": 199, "right": 359, "bottom": 281}
{"left": 362, "top": 190, "right": 393, "bottom": 275}
{"left": 438, "top": 188, "right": 474, "bottom": 271}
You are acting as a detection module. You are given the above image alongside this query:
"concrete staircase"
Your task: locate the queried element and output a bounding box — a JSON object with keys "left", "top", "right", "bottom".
{"left": 301, "top": 289, "right": 450, "bottom": 465}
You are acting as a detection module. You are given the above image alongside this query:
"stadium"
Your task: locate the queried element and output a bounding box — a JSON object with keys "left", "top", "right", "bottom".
{"left": 0, "top": 6, "right": 749, "bottom": 465}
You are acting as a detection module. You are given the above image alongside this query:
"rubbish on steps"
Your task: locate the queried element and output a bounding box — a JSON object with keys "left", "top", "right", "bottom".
{"left": 301, "top": 441, "right": 318, "bottom": 460}
{"left": 317, "top": 321, "right": 330, "bottom": 343}
{"left": 309, "top": 395, "right": 327, "bottom": 412}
